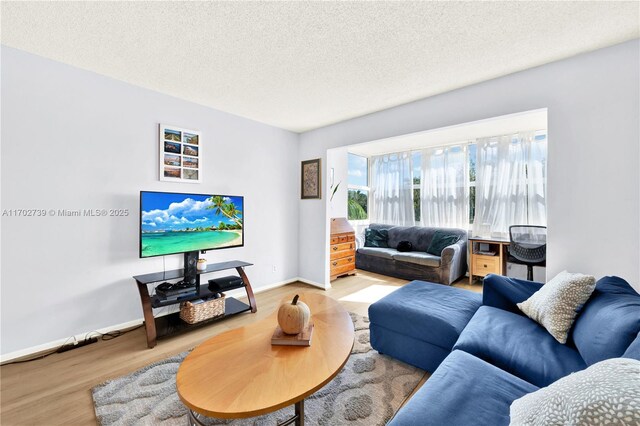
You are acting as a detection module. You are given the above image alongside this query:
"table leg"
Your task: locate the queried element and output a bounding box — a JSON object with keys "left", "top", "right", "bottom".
{"left": 236, "top": 266, "right": 257, "bottom": 313}
{"left": 188, "top": 401, "right": 303, "bottom": 426}
{"left": 277, "top": 399, "right": 304, "bottom": 426}
{"left": 295, "top": 400, "right": 304, "bottom": 426}
{"left": 135, "top": 281, "right": 157, "bottom": 348}
{"left": 187, "top": 410, "right": 205, "bottom": 426}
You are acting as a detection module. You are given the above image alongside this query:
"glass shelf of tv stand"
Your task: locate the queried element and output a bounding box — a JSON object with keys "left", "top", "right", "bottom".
{"left": 133, "top": 260, "right": 253, "bottom": 285}
{"left": 150, "top": 281, "right": 248, "bottom": 308}
{"left": 155, "top": 298, "right": 252, "bottom": 339}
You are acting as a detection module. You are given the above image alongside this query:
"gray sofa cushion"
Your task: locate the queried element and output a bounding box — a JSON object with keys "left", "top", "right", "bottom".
{"left": 393, "top": 252, "right": 441, "bottom": 267}
{"left": 357, "top": 247, "right": 398, "bottom": 260}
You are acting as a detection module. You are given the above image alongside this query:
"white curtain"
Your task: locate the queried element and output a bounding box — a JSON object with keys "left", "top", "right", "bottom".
{"left": 370, "top": 152, "right": 415, "bottom": 226}
{"left": 527, "top": 134, "right": 547, "bottom": 226}
{"left": 420, "top": 145, "right": 469, "bottom": 229}
{"left": 472, "top": 132, "right": 547, "bottom": 238}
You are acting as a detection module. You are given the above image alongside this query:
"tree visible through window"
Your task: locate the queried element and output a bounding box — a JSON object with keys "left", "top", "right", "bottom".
{"left": 469, "top": 143, "right": 476, "bottom": 224}
{"left": 412, "top": 151, "right": 421, "bottom": 223}
{"left": 347, "top": 154, "right": 368, "bottom": 220}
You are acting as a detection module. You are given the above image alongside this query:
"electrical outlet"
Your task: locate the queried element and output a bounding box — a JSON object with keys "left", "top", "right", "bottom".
{"left": 272, "top": 265, "right": 277, "bottom": 273}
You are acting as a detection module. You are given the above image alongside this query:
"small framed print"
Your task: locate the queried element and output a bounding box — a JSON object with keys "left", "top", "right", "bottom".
{"left": 159, "top": 124, "right": 202, "bottom": 183}
{"left": 301, "top": 158, "right": 321, "bottom": 199}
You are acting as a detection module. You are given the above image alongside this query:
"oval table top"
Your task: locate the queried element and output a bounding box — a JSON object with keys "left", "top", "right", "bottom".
{"left": 176, "top": 292, "right": 355, "bottom": 419}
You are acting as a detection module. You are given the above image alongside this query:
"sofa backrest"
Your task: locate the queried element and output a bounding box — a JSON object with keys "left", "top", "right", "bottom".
{"left": 368, "top": 224, "right": 467, "bottom": 253}
{"left": 571, "top": 276, "right": 640, "bottom": 366}
{"left": 622, "top": 332, "right": 640, "bottom": 361}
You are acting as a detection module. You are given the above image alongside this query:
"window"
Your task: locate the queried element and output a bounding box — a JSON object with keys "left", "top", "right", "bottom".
{"left": 353, "top": 131, "right": 545, "bottom": 230}
{"left": 347, "top": 153, "right": 369, "bottom": 220}
{"left": 411, "top": 145, "right": 475, "bottom": 226}
{"left": 468, "top": 143, "right": 476, "bottom": 224}
{"left": 412, "top": 151, "right": 421, "bottom": 223}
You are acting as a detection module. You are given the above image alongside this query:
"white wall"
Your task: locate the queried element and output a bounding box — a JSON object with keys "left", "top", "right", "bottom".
{"left": 299, "top": 39, "right": 640, "bottom": 291}
{"left": 0, "top": 46, "right": 300, "bottom": 356}
{"left": 326, "top": 147, "right": 349, "bottom": 219}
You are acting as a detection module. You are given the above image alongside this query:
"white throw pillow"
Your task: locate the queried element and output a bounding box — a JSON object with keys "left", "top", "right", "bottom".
{"left": 517, "top": 270, "right": 596, "bottom": 344}
{"left": 510, "top": 358, "right": 640, "bottom": 426}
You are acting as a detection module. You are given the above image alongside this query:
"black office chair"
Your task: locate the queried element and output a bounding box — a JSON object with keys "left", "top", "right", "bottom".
{"left": 508, "top": 225, "right": 547, "bottom": 281}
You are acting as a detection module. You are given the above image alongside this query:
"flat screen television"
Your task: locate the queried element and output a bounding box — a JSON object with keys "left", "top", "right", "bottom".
{"left": 140, "top": 191, "right": 244, "bottom": 258}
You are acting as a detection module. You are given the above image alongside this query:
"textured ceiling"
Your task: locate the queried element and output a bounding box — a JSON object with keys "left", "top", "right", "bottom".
{"left": 1, "top": 2, "right": 638, "bottom": 132}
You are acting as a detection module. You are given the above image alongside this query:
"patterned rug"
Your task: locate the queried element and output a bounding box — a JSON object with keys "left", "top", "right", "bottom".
{"left": 92, "top": 313, "right": 426, "bottom": 425}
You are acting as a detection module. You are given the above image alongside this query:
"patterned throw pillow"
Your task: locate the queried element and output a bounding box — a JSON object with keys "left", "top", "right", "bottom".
{"left": 426, "top": 231, "right": 460, "bottom": 256}
{"left": 364, "top": 228, "right": 389, "bottom": 248}
{"left": 517, "top": 271, "right": 596, "bottom": 344}
{"left": 510, "top": 358, "right": 640, "bottom": 426}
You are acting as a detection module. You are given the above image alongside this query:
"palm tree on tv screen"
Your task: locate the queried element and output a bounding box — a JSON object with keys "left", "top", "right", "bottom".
{"left": 207, "top": 196, "right": 243, "bottom": 228}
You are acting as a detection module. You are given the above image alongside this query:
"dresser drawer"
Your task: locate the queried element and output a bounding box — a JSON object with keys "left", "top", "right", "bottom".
{"left": 330, "top": 256, "right": 355, "bottom": 268}
{"left": 473, "top": 255, "right": 500, "bottom": 276}
{"left": 331, "top": 262, "right": 355, "bottom": 277}
{"left": 330, "top": 249, "right": 355, "bottom": 261}
{"left": 331, "top": 234, "right": 355, "bottom": 244}
{"left": 331, "top": 241, "right": 355, "bottom": 253}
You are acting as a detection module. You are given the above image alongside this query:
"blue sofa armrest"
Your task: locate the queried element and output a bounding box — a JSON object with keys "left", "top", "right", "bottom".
{"left": 482, "top": 274, "right": 543, "bottom": 315}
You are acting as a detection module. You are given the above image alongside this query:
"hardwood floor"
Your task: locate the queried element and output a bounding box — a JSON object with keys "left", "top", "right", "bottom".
{"left": 0, "top": 270, "right": 482, "bottom": 425}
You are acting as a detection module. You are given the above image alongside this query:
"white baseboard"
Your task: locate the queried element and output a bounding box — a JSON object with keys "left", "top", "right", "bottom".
{"left": 1, "top": 276, "right": 317, "bottom": 364}
{"left": 296, "top": 277, "right": 331, "bottom": 290}
{"left": 0, "top": 318, "right": 144, "bottom": 364}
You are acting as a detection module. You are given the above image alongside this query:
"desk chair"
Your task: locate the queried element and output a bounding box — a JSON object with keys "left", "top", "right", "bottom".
{"left": 508, "top": 225, "right": 547, "bottom": 281}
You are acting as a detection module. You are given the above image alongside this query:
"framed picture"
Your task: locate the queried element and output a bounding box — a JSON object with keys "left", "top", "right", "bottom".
{"left": 301, "top": 158, "right": 321, "bottom": 199}
{"left": 159, "top": 124, "right": 202, "bottom": 183}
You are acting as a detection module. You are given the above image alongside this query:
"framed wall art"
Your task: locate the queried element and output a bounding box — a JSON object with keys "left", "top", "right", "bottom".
{"left": 301, "top": 158, "right": 321, "bottom": 199}
{"left": 159, "top": 124, "right": 202, "bottom": 183}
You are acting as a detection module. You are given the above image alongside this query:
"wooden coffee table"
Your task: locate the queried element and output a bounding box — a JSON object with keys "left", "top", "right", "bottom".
{"left": 176, "top": 293, "right": 355, "bottom": 425}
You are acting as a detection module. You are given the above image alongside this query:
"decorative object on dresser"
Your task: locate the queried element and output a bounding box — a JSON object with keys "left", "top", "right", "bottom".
{"left": 330, "top": 217, "right": 356, "bottom": 281}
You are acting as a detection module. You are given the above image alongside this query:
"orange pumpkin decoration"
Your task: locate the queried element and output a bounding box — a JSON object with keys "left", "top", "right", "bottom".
{"left": 277, "top": 294, "right": 311, "bottom": 334}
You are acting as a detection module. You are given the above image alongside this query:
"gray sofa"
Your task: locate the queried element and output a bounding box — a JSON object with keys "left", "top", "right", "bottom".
{"left": 355, "top": 224, "right": 468, "bottom": 285}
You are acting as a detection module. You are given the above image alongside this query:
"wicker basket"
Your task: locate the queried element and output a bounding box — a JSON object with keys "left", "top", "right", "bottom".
{"left": 179, "top": 294, "right": 225, "bottom": 324}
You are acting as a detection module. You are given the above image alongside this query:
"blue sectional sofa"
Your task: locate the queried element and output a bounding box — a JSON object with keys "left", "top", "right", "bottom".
{"left": 368, "top": 274, "right": 640, "bottom": 426}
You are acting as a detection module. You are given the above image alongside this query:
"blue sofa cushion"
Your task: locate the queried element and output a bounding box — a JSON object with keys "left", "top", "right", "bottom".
{"left": 454, "top": 306, "right": 587, "bottom": 387}
{"left": 388, "top": 350, "right": 538, "bottom": 426}
{"left": 571, "top": 276, "right": 640, "bottom": 365}
{"left": 369, "top": 280, "right": 481, "bottom": 350}
{"left": 482, "top": 274, "right": 544, "bottom": 315}
{"left": 622, "top": 332, "right": 640, "bottom": 361}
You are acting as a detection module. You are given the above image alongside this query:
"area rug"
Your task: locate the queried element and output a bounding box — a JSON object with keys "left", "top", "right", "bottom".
{"left": 92, "top": 313, "right": 426, "bottom": 425}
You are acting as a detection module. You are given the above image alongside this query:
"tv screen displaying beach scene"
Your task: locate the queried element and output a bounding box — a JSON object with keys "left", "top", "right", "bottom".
{"left": 140, "top": 191, "right": 243, "bottom": 258}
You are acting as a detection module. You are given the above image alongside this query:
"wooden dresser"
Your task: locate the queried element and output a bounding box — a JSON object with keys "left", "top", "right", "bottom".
{"left": 330, "top": 218, "right": 356, "bottom": 281}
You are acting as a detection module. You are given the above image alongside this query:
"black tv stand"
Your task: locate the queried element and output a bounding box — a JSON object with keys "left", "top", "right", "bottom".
{"left": 133, "top": 260, "right": 257, "bottom": 348}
